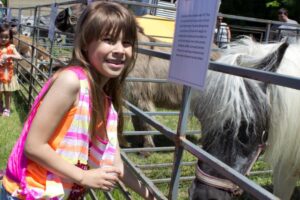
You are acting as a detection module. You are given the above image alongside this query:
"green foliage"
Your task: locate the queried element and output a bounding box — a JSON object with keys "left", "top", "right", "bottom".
{"left": 1, "top": 0, "right": 6, "bottom": 7}
{"left": 266, "top": 1, "right": 281, "bottom": 7}
{"left": 220, "top": 0, "right": 300, "bottom": 30}
{"left": 266, "top": 0, "right": 297, "bottom": 7}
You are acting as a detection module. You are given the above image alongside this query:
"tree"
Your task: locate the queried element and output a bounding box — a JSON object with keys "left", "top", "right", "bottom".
{"left": 1, "top": 0, "right": 6, "bottom": 7}
{"left": 220, "top": 0, "right": 300, "bottom": 22}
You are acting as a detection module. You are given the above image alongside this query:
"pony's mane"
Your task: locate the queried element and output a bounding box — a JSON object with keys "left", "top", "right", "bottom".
{"left": 191, "top": 37, "right": 288, "bottom": 140}
{"left": 218, "top": 36, "right": 287, "bottom": 69}
{"left": 192, "top": 71, "right": 269, "bottom": 140}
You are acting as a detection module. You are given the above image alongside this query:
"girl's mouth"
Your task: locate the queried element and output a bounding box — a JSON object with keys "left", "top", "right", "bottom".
{"left": 105, "top": 59, "right": 125, "bottom": 70}
{"left": 106, "top": 59, "right": 125, "bottom": 65}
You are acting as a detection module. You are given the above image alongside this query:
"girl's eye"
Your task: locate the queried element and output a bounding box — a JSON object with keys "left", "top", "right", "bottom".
{"left": 102, "top": 37, "right": 114, "bottom": 44}
{"left": 123, "top": 41, "right": 133, "bottom": 47}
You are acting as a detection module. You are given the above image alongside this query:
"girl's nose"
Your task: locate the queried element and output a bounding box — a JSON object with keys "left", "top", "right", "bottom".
{"left": 113, "top": 41, "right": 125, "bottom": 54}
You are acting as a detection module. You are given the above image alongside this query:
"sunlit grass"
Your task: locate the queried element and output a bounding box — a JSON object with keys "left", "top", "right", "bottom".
{"left": 0, "top": 92, "right": 28, "bottom": 169}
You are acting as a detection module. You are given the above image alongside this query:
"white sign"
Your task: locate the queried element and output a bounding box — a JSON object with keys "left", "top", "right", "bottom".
{"left": 168, "top": 0, "right": 220, "bottom": 90}
{"left": 48, "top": 3, "right": 58, "bottom": 42}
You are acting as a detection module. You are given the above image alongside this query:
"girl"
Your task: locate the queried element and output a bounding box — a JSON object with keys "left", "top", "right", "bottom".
{"left": 2, "top": 2, "right": 156, "bottom": 200}
{"left": 0, "top": 23, "right": 22, "bottom": 117}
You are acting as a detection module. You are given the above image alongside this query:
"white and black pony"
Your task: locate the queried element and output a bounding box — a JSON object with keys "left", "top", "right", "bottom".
{"left": 188, "top": 37, "right": 300, "bottom": 200}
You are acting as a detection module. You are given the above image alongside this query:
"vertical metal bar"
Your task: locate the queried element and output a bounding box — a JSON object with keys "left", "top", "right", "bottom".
{"left": 15, "top": 8, "right": 22, "bottom": 79}
{"left": 87, "top": 189, "right": 98, "bottom": 200}
{"left": 46, "top": 4, "right": 56, "bottom": 78}
{"left": 264, "top": 22, "right": 271, "bottom": 43}
{"left": 27, "top": 6, "right": 38, "bottom": 108}
{"left": 36, "top": 5, "right": 41, "bottom": 44}
{"left": 48, "top": 32, "right": 55, "bottom": 77}
{"left": 103, "top": 192, "right": 114, "bottom": 200}
{"left": 168, "top": 85, "right": 192, "bottom": 200}
{"left": 117, "top": 181, "right": 133, "bottom": 200}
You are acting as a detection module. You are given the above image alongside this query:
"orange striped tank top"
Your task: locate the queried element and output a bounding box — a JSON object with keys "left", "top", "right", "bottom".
{"left": 0, "top": 43, "right": 14, "bottom": 83}
{"left": 3, "top": 67, "right": 119, "bottom": 199}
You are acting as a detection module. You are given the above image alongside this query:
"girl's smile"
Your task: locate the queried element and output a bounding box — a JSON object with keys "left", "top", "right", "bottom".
{"left": 105, "top": 58, "right": 126, "bottom": 70}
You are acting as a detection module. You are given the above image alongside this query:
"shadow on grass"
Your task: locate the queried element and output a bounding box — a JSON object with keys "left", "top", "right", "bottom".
{"left": 13, "top": 91, "right": 30, "bottom": 123}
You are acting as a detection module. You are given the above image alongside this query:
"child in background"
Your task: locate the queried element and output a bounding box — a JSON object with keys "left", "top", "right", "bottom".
{"left": 0, "top": 23, "right": 22, "bottom": 117}
{"left": 2, "top": 2, "right": 156, "bottom": 200}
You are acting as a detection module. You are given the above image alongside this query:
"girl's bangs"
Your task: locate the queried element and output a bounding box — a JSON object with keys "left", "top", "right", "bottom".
{"left": 95, "top": 12, "right": 137, "bottom": 43}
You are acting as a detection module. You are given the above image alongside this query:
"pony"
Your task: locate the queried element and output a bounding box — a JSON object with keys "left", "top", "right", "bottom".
{"left": 52, "top": 2, "right": 300, "bottom": 200}
{"left": 13, "top": 34, "right": 49, "bottom": 61}
{"left": 188, "top": 37, "right": 300, "bottom": 200}
{"left": 13, "top": 34, "right": 51, "bottom": 82}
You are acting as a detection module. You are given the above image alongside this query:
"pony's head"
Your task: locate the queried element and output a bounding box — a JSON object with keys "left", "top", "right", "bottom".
{"left": 189, "top": 37, "right": 289, "bottom": 199}
{"left": 55, "top": 4, "right": 86, "bottom": 33}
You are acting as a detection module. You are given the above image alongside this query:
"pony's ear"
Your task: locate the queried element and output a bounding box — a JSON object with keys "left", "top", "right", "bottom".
{"left": 255, "top": 42, "right": 289, "bottom": 73}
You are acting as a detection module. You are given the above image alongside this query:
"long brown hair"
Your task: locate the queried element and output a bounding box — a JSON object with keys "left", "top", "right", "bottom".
{"left": 69, "top": 1, "right": 138, "bottom": 136}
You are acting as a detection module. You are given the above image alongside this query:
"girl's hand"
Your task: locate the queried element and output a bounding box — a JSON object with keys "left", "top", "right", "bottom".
{"left": 0, "top": 54, "right": 9, "bottom": 64}
{"left": 79, "top": 166, "right": 121, "bottom": 191}
{"left": 0, "top": 59, "right": 5, "bottom": 65}
{"left": 2, "top": 54, "right": 9, "bottom": 60}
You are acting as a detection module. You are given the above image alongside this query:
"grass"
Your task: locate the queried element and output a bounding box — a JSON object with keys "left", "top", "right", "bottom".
{"left": 0, "top": 91, "right": 275, "bottom": 200}
{"left": 0, "top": 92, "right": 28, "bottom": 169}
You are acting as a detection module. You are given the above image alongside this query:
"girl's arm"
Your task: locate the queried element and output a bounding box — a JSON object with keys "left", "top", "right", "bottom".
{"left": 2, "top": 45, "right": 22, "bottom": 60}
{"left": 114, "top": 145, "right": 156, "bottom": 200}
{"left": 24, "top": 70, "right": 121, "bottom": 191}
{"left": 11, "top": 45, "right": 22, "bottom": 60}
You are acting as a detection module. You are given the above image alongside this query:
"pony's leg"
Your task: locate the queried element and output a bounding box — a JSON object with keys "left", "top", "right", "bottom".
{"left": 131, "top": 115, "right": 155, "bottom": 148}
{"left": 131, "top": 99, "right": 156, "bottom": 148}
{"left": 273, "top": 165, "right": 297, "bottom": 200}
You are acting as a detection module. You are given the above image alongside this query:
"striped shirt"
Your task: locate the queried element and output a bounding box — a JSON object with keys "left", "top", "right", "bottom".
{"left": 3, "top": 67, "right": 118, "bottom": 199}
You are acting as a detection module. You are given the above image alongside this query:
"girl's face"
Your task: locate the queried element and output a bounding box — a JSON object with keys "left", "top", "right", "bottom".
{"left": 0, "top": 30, "right": 10, "bottom": 46}
{"left": 87, "top": 32, "right": 133, "bottom": 80}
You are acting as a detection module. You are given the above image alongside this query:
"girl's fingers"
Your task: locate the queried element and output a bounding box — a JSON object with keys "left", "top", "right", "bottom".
{"left": 105, "top": 178, "right": 117, "bottom": 186}
{"left": 101, "top": 180, "right": 116, "bottom": 191}
{"left": 102, "top": 166, "right": 121, "bottom": 175}
{"left": 101, "top": 186, "right": 110, "bottom": 191}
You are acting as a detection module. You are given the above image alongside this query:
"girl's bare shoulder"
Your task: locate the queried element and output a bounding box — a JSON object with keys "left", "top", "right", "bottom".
{"left": 52, "top": 69, "right": 81, "bottom": 94}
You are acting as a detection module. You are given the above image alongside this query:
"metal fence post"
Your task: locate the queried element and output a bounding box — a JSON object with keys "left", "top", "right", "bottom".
{"left": 27, "top": 6, "right": 38, "bottom": 108}
{"left": 168, "top": 85, "right": 192, "bottom": 199}
{"left": 264, "top": 22, "right": 271, "bottom": 43}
